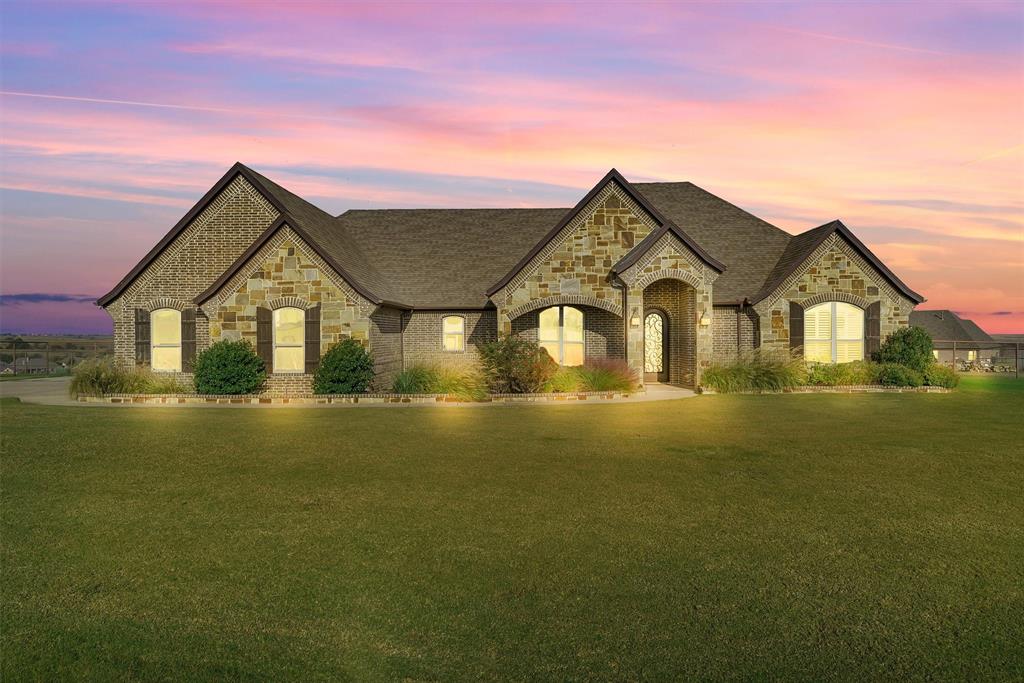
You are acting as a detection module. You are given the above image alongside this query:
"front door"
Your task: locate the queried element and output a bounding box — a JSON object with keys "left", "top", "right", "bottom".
{"left": 644, "top": 310, "right": 669, "bottom": 383}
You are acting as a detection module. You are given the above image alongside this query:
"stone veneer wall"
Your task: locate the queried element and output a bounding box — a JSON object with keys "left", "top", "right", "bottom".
{"left": 510, "top": 306, "right": 624, "bottom": 361}
{"left": 402, "top": 311, "right": 498, "bottom": 369}
{"left": 619, "top": 234, "right": 717, "bottom": 387}
{"left": 643, "top": 279, "right": 696, "bottom": 386}
{"left": 754, "top": 234, "right": 914, "bottom": 352}
{"left": 207, "top": 229, "right": 371, "bottom": 350}
{"left": 496, "top": 184, "right": 658, "bottom": 335}
{"left": 104, "top": 176, "right": 279, "bottom": 366}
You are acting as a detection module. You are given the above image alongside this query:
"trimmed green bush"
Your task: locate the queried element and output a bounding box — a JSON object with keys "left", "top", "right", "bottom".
{"left": 478, "top": 335, "right": 557, "bottom": 393}
{"left": 69, "top": 359, "right": 189, "bottom": 397}
{"left": 391, "top": 364, "right": 487, "bottom": 401}
{"left": 877, "top": 326, "right": 934, "bottom": 372}
{"left": 194, "top": 340, "right": 266, "bottom": 395}
{"left": 805, "top": 360, "right": 881, "bottom": 386}
{"left": 701, "top": 350, "right": 806, "bottom": 393}
{"left": 314, "top": 339, "right": 375, "bottom": 394}
{"left": 876, "top": 362, "right": 924, "bottom": 387}
{"left": 924, "top": 363, "right": 959, "bottom": 388}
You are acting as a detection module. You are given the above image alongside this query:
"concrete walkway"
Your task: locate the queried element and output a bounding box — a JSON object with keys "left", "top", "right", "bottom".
{"left": 1, "top": 376, "right": 696, "bottom": 408}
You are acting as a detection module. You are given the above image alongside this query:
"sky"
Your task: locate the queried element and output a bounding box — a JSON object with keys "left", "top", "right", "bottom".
{"left": 0, "top": 1, "right": 1021, "bottom": 335}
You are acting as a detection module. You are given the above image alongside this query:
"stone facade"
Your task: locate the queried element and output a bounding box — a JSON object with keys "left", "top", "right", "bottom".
{"left": 104, "top": 176, "right": 278, "bottom": 365}
{"left": 617, "top": 233, "right": 718, "bottom": 388}
{"left": 754, "top": 233, "right": 914, "bottom": 352}
{"left": 202, "top": 228, "right": 372, "bottom": 349}
{"left": 495, "top": 183, "right": 658, "bottom": 335}
{"left": 100, "top": 169, "right": 920, "bottom": 397}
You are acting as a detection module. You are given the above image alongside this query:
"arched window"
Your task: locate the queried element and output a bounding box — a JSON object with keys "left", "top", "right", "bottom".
{"left": 151, "top": 308, "right": 182, "bottom": 372}
{"left": 273, "top": 307, "right": 305, "bottom": 373}
{"left": 538, "top": 306, "right": 584, "bottom": 366}
{"left": 804, "top": 301, "right": 864, "bottom": 363}
{"left": 442, "top": 316, "right": 465, "bottom": 352}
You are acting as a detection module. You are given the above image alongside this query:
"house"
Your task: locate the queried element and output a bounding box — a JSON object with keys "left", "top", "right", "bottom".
{"left": 97, "top": 164, "right": 925, "bottom": 394}
{"left": 910, "top": 310, "right": 999, "bottom": 365}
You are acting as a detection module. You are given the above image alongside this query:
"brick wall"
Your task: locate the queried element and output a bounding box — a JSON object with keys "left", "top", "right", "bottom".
{"left": 510, "top": 306, "right": 623, "bottom": 362}
{"left": 105, "top": 176, "right": 279, "bottom": 366}
{"left": 402, "top": 310, "right": 497, "bottom": 368}
{"left": 370, "top": 306, "right": 404, "bottom": 390}
{"left": 643, "top": 279, "right": 696, "bottom": 386}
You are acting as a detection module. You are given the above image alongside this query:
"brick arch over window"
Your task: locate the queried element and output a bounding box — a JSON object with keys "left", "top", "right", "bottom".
{"left": 142, "top": 297, "right": 191, "bottom": 312}
{"left": 265, "top": 296, "right": 315, "bottom": 311}
{"left": 506, "top": 294, "right": 622, "bottom": 320}
{"left": 800, "top": 291, "right": 870, "bottom": 310}
{"left": 634, "top": 268, "right": 701, "bottom": 292}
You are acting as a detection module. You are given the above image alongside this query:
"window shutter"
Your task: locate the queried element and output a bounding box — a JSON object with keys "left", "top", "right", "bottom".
{"left": 789, "top": 301, "right": 804, "bottom": 354}
{"left": 865, "top": 301, "right": 881, "bottom": 358}
{"left": 256, "top": 307, "right": 273, "bottom": 371}
{"left": 181, "top": 308, "right": 197, "bottom": 372}
{"left": 304, "top": 305, "right": 321, "bottom": 373}
{"left": 134, "top": 308, "right": 151, "bottom": 365}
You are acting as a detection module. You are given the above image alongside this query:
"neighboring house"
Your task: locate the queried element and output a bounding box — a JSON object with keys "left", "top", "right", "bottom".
{"left": 910, "top": 310, "right": 999, "bottom": 364}
{"left": 97, "top": 164, "right": 925, "bottom": 393}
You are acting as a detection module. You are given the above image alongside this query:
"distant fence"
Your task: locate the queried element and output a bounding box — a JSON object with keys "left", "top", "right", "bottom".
{"left": 932, "top": 339, "right": 1022, "bottom": 377}
{"left": 0, "top": 338, "right": 113, "bottom": 376}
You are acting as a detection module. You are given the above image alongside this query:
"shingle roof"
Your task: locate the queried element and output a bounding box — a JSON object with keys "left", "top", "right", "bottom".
{"left": 910, "top": 310, "right": 996, "bottom": 345}
{"left": 336, "top": 208, "right": 568, "bottom": 308}
{"left": 631, "top": 182, "right": 792, "bottom": 303}
{"left": 750, "top": 219, "right": 925, "bottom": 305}
{"left": 103, "top": 162, "right": 925, "bottom": 313}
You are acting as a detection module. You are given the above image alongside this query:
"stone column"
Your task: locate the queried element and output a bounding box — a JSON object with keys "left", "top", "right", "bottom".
{"left": 624, "top": 286, "right": 645, "bottom": 387}
{"left": 693, "top": 282, "right": 714, "bottom": 387}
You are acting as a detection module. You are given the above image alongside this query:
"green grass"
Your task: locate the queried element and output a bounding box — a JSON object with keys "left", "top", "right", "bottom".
{"left": 2, "top": 376, "right": 1022, "bottom": 681}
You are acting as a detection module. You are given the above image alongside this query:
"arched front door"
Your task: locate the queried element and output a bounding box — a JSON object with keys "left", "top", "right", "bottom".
{"left": 644, "top": 309, "right": 669, "bottom": 383}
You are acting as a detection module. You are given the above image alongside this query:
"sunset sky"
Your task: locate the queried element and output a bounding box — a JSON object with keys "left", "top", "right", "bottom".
{"left": 1, "top": 1, "right": 1021, "bottom": 334}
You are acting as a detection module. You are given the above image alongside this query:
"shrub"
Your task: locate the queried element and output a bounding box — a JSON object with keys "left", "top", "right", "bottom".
{"left": 701, "top": 350, "right": 805, "bottom": 393}
{"left": 805, "top": 360, "right": 880, "bottom": 386}
{"left": 69, "top": 360, "right": 190, "bottom": 397}
{"left": 876, "top": 362, "right": 924, "bottom": 387}
{"left": 545, "top": 366, "right": 583, "bottom": 393}
{"left": 478, "top": 335, "right": 557, "bottom": 393}
{"left": 924, "top": 363, "right": 959, "bottom": 388}
{"left": 69, "top": 359, "right": 147, "bottom": 397}
{"left": 877, "top": 326, "right": 934, "bottom": 372}
{"left": 314, "top": 339, "right": 375, "bottom": 394}
{"left": 574, "top": 359, "right": 638, "bottom": 392}
{"left": 193, "top": 340, "right": 266, "bottom": 395}
{"left": 392, "top": 365, "right": 434, "bottom": 393}
{"left": 391, "top": 364, "right": 487, "bottom": 401}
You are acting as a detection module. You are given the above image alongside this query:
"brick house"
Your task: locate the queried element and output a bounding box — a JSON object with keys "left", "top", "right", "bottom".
{"left": 97, "top": 163, "right": 925, "bottom": 393}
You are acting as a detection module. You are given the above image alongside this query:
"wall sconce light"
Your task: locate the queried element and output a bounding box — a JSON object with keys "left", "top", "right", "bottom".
{"left": 699, "top": 310, "right": 712, "bottom": 326}
{"left": 630, "top": 312, "right": 641, "bottom": 328}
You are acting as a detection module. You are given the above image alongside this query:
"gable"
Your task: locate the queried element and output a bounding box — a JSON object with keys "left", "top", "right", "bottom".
{"left": 487, "top": 169, "right": 723, "bottom": 300}
{"left": 204, "top": 226, "right": 372, "bottom": 346}
{"left": 497, "top": 182, "right": 660, "bottom": 315}
{"left": 98, "top": 173, "right": 279, "bottom": 312}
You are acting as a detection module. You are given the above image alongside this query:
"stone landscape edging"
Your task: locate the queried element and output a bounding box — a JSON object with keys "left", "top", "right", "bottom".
{"left": 698, "top": 384, "right": 951, "bottom": 395}
{"left": 76, "top": 389, "right": 642, "bottom": 405}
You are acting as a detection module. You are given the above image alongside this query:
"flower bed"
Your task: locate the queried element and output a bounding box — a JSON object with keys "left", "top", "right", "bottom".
{"left": 76, "top": 389, "right": 640, "bottom": 406}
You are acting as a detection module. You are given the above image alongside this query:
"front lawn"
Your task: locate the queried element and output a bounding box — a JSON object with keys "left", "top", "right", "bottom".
{"left": 2, "top": 377, "right": 1022, "bottom": 680}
